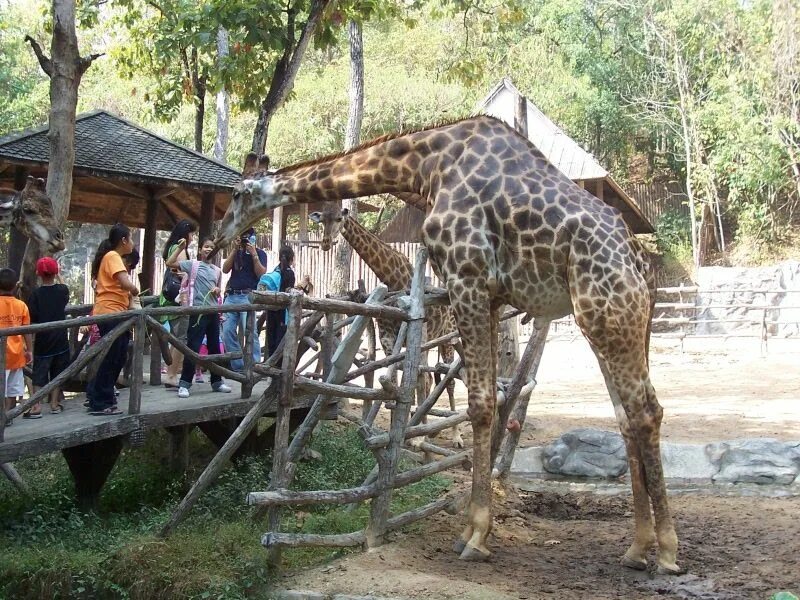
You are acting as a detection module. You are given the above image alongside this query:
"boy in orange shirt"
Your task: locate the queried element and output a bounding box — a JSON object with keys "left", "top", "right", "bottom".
{"left": 0, "top": 268, "right": 33, "bottom": 424}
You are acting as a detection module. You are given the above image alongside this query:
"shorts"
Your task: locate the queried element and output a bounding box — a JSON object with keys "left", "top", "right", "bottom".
{"left": 32, "top": 351, "right": 71, "bottom": 387}
{"left": 167, "top": 315, "right": 189, "bottom": 342}
{"left": 5, "top": 368, "right": 25, "bottom": 397}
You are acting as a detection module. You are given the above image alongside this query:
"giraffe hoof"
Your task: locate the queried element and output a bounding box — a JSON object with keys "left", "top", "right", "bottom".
{"left": 452, "top": 539, "right": 467, "bottom": 554}
{"left": 459, "top": 544, "right": 491, "bottom": 562}
{"left": 621, "top": 555, "right": 648, "bottom": 571}
{"left": 656, "top": 562, "right": 685, "bottom": 576}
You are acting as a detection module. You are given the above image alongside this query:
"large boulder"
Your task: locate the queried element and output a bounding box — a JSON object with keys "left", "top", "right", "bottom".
{"left": 708, "top": 439, "right": 800, "bottom": 485}
{"left": 542, "top": 428, "right": 628, "bottom": 478}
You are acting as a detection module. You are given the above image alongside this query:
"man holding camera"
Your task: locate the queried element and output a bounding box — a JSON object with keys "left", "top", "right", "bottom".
{"left": 222, "top": 227, "right": 267, "bottom": 372}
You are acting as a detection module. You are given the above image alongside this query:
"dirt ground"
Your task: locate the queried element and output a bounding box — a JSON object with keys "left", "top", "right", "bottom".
{"left": 279, "top": 336, "right": 800, "bottom": 600}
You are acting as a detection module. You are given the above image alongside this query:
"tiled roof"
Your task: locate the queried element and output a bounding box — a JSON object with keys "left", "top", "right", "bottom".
{"left": 0, "top": 110, "right": 240, "bottom": 190}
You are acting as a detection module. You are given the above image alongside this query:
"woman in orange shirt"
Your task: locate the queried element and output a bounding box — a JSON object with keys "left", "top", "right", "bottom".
{"left": 86, "top": 223, "right": 139, "bottom": 416}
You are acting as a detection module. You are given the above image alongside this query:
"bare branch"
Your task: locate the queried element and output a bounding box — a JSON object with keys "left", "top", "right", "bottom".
{"left": 24, "top": 34, "right": 52, "bottom": 77}
{"left": 78, "top": 52, "right": 104, "bottom": 75}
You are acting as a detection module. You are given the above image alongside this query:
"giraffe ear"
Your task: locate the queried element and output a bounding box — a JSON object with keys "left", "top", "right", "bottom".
{"left": 242, "top": 152, "right": 259, "bottom": 178}
{"left": 309, "top": 211, "right": 322, "bottom": 224}
{"left": 24, "top": 176, "right": 46, "bottom": 192}
{"left": 258, "top": 155, "right": 270, "bottom": 171}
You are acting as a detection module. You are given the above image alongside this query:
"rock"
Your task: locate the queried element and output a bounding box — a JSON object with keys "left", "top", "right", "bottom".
{"left": 708, "top": 439, "right": 800, "bottom": 485}
{"left": 660, "top": 442, "right": 718, "bottom": 480}
{"left": 509, "top": 446, "right": 545, "bottom": 475}
{"left": 542, "top": 428, "right": 628, "bottom": 478}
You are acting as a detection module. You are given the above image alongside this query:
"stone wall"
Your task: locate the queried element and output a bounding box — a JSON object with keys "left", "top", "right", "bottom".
{"left": 695, "top": 260, "right": 800, "bottom": 336}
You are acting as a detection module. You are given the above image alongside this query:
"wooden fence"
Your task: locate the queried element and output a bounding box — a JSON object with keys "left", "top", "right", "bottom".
{"left": 629, "top": 181, "right": 689, "bottom": 225}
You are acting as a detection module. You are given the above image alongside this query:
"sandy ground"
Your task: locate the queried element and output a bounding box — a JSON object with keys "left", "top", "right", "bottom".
{"left": 278, "top": 336, "right": 800, "bottom": 600}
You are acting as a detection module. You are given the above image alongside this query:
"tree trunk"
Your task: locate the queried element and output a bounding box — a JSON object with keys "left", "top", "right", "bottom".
{"left": 213, "top": 27, "right": 230, "bottom": 163}
{"left": 250, "top": 0, "right": 331, "bottom": 153}
{"left": 194, "top": 89, "right": 205, "bottom": 153}
{"left": 23, "top": 0, "right": 100, "bottom": 296}
{"left": 330, "top": 19, "right": 365, "bottom": 297}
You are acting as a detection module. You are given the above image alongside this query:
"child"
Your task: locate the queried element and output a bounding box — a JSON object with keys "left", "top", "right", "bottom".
{"left": 27, "top": 257, "right": 70, "bottom": 414}
{"left": 165, "top": 236, "right": 231, "bottom": 398}
{"left": 0, "top": 268, "right": 33, "bottom": 423}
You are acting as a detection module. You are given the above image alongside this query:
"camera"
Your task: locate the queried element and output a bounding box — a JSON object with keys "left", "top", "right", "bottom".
{"left": 240, "top": 235, "right": 249, "bottom": 247}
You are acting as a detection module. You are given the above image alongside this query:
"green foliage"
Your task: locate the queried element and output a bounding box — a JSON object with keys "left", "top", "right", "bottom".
{"left": 655, "top": 209, "right": 692, "bottom": 254}
{"left": 0, "top": 423, "right": 449, "bottom": 599}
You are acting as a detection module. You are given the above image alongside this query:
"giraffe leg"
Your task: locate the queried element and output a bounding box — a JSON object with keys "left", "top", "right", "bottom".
{"left": 452, "top": 299, "right": 497, "bottom": 561}
{"left": 597, "top": 355, "right": 680, "bottom": 574}
{"left": 593, "top": 358, "right": 655, "bottom": 570}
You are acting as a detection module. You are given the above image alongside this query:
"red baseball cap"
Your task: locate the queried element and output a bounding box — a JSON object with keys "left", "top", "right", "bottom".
{"left": 36, "top": 256, "right": 60, "bottom": 277}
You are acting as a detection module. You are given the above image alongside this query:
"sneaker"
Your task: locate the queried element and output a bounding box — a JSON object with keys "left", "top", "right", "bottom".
{"left": 177, "top": 387, "right": 190, "bottom": 398}
{"left": 212, "top": 383, "right": 232, "bottom": 393}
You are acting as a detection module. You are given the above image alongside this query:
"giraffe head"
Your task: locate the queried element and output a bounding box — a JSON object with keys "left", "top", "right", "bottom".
{"left": 0, "top": 177, "right": 65, "bottom": 253}
{"left": 309, "top": 203, "right": 349, "bottom": 251}
{"left": 216, "top": 152, "right": 281, "bottom": 248}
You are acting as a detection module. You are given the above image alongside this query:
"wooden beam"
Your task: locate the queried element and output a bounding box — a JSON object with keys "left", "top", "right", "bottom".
{"left": 298, "top": 204, "right": 308, "bottom": 242}
{"left": 154, "top": 186, "right": 179, "bottom": 201}
{"left": 596, "top": 179, "right": 605, "bottom": 201}
{"left": 9, "top": 167, "right": 29, "bottom": 275}
{"left": 89, "top": 176, "right": 148, "bottom": 199}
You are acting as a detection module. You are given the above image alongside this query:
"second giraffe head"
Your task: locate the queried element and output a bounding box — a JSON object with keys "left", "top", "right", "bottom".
{"left": 309, "top": 205, "right": 350, "bottom": 251}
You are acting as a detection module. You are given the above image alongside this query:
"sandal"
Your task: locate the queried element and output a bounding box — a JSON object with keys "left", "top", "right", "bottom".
{"left": 23, "top": 411, "right": 42, "bottom": 419}
{"left": 89, "top": 407, "right": 123, "bottom": 416}
{"left": 50, "top": 404, "right": 64, "bottom": 414}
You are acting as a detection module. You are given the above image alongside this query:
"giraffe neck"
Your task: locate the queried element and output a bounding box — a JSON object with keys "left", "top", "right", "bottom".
{"left": 341, "top": 217, "right": 413, "bottom": 292}
{"left": 273, "top": 126, "right": 461, "bottom": 202}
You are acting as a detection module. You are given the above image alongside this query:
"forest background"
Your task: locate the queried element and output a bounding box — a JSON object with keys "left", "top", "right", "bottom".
{"left": 2, "top": 0, "right": 799, "bottom": 271}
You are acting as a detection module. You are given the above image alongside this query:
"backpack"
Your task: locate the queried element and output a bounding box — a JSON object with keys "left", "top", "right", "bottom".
{"left": 257, "top": 269, "right": 282, "bottom": 292}
{"left": 162, "top": 269, "right": 182, "bottom": 303}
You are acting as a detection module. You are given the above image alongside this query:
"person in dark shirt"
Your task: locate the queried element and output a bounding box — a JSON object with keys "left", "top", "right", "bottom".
{"left": 266, "top": 245, "right": 297, "bottom": 358}
{"left": 221, "top": 227, "right": 267, "bottom": 371}
{"left": 27, "top": 257, "right": 70, "bottom": 414}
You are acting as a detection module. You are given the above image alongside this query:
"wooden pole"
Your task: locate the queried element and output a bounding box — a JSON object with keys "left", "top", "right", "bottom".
{"left": 0, "top": 336, "right": 6, "bottom": 442}
{"left": 199, "top": 191, "right": 215, "bottom": 241}
{"left": 490, "top": 323, "right": 550, "bottom": 467}
{"left": 9, "top": 167, "right": 29, "bottom": 277}
{"left": 128, "top": 315, "right": 146, "bottom": 414}
{"left": 242, "top": 310, "right": 255, "bottom": 398}
{"left": 271, "top": 207, "right": 283, "bottom": 252}
{"left": 366, "top": 249, "right": 426, "bottom": 548}
{"left": 266, "top": 291, "right": 303, "bottom": 569}
{"left": 159, "top": 377, "right": 279, "bottom": 537}
{"left": 0, "top": 462, "right": 29, "bottom": 496}
{"left": 141, "top": 193, "right": 158, "bottom": 299}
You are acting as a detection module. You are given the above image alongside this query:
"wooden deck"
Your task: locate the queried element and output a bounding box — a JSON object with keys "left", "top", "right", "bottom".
{"left": 0, "top": 377, "right": 316, "bottom": 463}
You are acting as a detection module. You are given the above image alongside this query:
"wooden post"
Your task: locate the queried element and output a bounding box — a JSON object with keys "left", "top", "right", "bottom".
{"left": 159, "top": 378, "right": 280, "bottom": 537}
{"left": 366, "top": 250, "right": 426, "bottom": 548}
{"left": 128, "top": 315, "right": 146, "bottom": 414}
{"left": 242, "top": 310, "right": 254, "bottom": 398}
{"left": 491, "top": 322, "right": 550, "bottom": 466}
{"left": 167, "top": 425, "right": 191, "bottom": 474}
{"left": 271, "top": 207, "right": 283, "bottom": 252}
{"left": 596, "top": 179, "right": 605, "bottom": 201}
{"left": 495, "top": 322, "right": 549, "bottom": 477}
{"left": 0, "top": 336, "right": 6, "bottom": 442}
{"left": 298, "top": 204, "right": 308, "bottom": 242}
{"left": 0, "top": 463, "right": 30, "bottom": 496}
{"left": 62, "top": 437, "right": 124, "bottom": 510}
{"left": 9, "top": 167, "right": 29, "bottom": 277}
{"left": 141, "top": 193, "right": 158, "bottom": 297}
{"left": 199, "top": 191, "right": 215, "bottom": 241}
{"left": 267, "top": 291, "right": 303, "bottom": 569}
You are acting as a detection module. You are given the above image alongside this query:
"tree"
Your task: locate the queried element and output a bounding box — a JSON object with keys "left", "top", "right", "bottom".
{"left": 213, "top": 26, "right": 230, "bottom": 162}
{"left": 330, "top": 18, "right": 364, "bottom": 297}
{"left": 23, "top": 0, "right": 101, "bottom": 296}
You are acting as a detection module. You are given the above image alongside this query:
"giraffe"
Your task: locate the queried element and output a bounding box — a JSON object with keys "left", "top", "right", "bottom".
{"left": 215, "top": 115, "right": 681, "bottom": 573}
{"left": 309, "top": 203, "right": 464, "bottom": 448}
{"left": 0, "top": 176, "right": 66, "bottom": 254}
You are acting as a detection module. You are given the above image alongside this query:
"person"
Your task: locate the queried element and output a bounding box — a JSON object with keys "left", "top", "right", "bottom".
{"left": 0, "top": 268, "right": 32, "bottom": 425}
{"left": 166, "top": 236, "right": 232, "bottom": 398}
{"left": 159, "top": 220, "right": 196, "bottom": 387}
{"left": 221, "top": 227, "right": 267, "bottom": 372}
{"left": 27, "top": 257, "right": 70, "bottom": 415}
{"left": 86, "top": 223, "right": 138, "bottom": 416}
{"left": 265, "top": 245, "right": 297, "bottom": 358}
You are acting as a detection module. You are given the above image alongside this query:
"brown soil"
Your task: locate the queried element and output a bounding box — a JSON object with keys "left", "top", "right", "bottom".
{"left": 280, "top": 337, "right": 800, "bottom": 600}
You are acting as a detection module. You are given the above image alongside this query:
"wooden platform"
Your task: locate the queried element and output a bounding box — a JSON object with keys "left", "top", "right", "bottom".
{"left": 0, "top": 377, "right": 315, "bottom": 463}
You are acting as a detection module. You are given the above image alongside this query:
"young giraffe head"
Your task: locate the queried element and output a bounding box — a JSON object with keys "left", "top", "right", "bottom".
{"left": 308, "top": 203, "right": 349, "bottom": 251}
{"left": 0, "top": 177, "right": 65, "bottom": 253}
{"left": 216, "top": 152, "right": 276, "bottom": 248}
